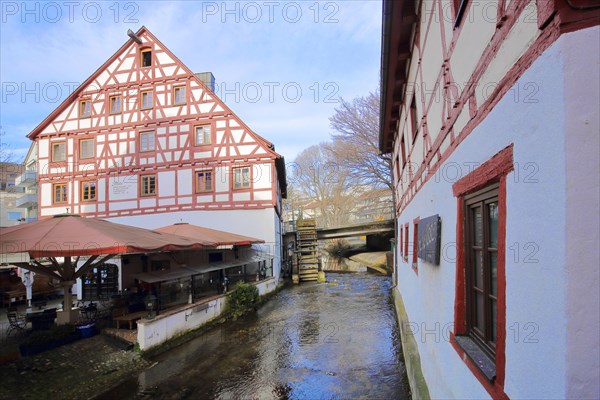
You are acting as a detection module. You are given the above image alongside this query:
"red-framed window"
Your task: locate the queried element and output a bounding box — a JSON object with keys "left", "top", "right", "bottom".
{"left": 403, "top": 223, "right": 409, "bottom": 263}
{"left": 412, "top": 217, "right": 420, "bottom": 273}
{"left": 451, "top": 145, "right": 513, "bottom": 399}
{"left": 399, "top": 224, "right": 404, "bottom": 257}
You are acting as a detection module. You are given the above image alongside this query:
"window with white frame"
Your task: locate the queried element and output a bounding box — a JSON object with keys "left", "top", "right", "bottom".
{"left": 232, "top": 166, "right": 251, "bottom": 189}
{"left": 194, "top": 125, "right": 211, "bottom": 146}
{"left": 80, "top": 139, "right": 94, "bottom": 159}
{"left": 52, "top": 142, "right": 66, "bottom": 162}
{"left": 140, "top": 131, "right": 155, "bottom": 152}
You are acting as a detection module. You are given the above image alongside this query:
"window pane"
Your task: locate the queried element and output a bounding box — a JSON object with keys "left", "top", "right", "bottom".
{"left": 141, "top": 132, "right": 155, "bottom": 151}
{"left": 490, "top": 251, "right": 497, "bottom": 296}
{"left": 234, "top": 168, "right": 245, "bottom": 188}
{"left": 80, "top": 101, "right": 91, "bottom": 117}
{"left": 474, "top": 250, "right": 483, "bottom": 289}
{"left": 149, "top": 176, "right": 155, "bottom": 194}
{"left": 475, "top": 291, "right": 485, "bottom": 333}
{"left": 489, "top": 202, "right": 498, "bottom": 248}
{"left": 54, "top": 185, "right": 66, "bottom": 203}
{"left": 111, "top": 97, "right": 121, "bottom": 113}
{"left": 195, "top": 127, "right": 208, "bottom": 145}
{"left": 142, "top": 92, "right": 153, "bottom": 108}
{"left": 142, "top": 51, "right": 151, "bottom": 67}
{"left": 86, "top": 182, "right": 96, "bottom": 200}
{"left": 175, "top": 87, "right": 185, "bottom": 104}
{"left": 53, "top": 143, "right": 66, "bottom": 161}
{"left": 81, "top": 140, "right": 94, "bottom": 158}
{"left": 242, "top": 168, "right": 250, "bottom": 186}
{"left": 473, "top": 206, "right": 483, "bottom": 246}
{"left": 205, "top": 172, "right": 212, "bottom": 190}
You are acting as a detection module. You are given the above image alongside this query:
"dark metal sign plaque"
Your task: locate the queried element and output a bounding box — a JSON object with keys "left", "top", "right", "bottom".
{"left": 418, "top": 215, "right": 441, "bottom": 265}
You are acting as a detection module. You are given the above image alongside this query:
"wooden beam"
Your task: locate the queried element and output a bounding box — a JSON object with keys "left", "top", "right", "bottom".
{"left": 74, "top": 254, "right": 116, "bottom": 280}
{"left": 28, "top": 261, "right": 63, "bottom": 280}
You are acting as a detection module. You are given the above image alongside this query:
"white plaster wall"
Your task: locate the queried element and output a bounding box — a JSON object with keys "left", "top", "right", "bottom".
{"left": 395, "top": 31, "right": 577, "bottom": 399}
{"left": 563, "top": 26, "right": 600, "bottom": 400}
{"left": 137, "top": 296, "right": 227, "bottom": 351}
{"left": 253, "top": 163, "right": 272, "bottom": 189}
{"left": 157, "top": 171, "right": 175, "bottom": 197}
{"left": 107, "top": 207, "right": 282, "bottom": 282}
{"left": 215, "top": 166, "right": 229, "bottom": 192}
{"left": 137, "top": 278, "right": 277, "bottom": 351}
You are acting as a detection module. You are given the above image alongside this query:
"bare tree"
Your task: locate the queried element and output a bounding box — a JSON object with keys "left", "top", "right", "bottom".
{"left": 290, "top": 143, "right": 359, "bottom": 228}
{"left": 0, "top": 127, "right": 14, "bottom": 163}
{"left": 328, "top": 90, "right": 394, "bottom": 194}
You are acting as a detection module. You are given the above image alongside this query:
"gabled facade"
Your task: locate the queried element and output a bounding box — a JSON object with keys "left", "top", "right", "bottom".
{"left": 28, "top": 27, "right": 286, "bottom": 283}
{"left": 381, "top": 1, "right": 598, "bottom": 399}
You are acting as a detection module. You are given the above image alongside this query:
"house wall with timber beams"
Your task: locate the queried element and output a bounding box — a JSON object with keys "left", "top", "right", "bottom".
{"left": 28, "top": 27, "right": 287, "bottom": 282}
{"left": 380, "top": 0, "right": 599, "bottom": 398}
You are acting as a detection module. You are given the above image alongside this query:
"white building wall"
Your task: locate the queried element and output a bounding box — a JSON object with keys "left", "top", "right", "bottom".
{"left": 137, "top": 277, "right": 277, "bottom": 351}
{"left": 107, "top": 207, "right": 282, "bottom": 282}
{"left": 563, "top": 26, "right": 600, "bottom": 400}
{"left": 394, "top": 29, "right": 589, "bottom": 399}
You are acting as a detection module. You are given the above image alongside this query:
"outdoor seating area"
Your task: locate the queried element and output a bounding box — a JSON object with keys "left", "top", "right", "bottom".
{"left": 0, "top": 273, "right": 61, "bottom": 307}
{"left": 0, "top": 215, "right": 279, "bottom": 357}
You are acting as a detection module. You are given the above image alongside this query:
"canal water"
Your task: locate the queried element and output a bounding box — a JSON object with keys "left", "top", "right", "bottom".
{"left": 100, "top": 273, "right": 409, "bottom": 399}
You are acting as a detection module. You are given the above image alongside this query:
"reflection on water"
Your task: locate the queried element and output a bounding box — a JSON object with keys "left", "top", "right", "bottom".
{"left": 98, "top": 273, "right": 409, "bottom": 399}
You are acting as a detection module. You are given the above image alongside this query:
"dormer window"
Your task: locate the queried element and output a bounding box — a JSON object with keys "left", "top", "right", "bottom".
{"left": 79, "top": 100, "right": 91, "bottom": 118}
{"left": 141, "top": 49, "right": 152, "bottom": 67}
{"left": 110, "top": 96, "right": 121, "bottom": 114}
{"left": 141, "top": 91, "right": 153, "bottom": 109}
{"left": 173, "top": 86, "right": 186, "bottom": 105}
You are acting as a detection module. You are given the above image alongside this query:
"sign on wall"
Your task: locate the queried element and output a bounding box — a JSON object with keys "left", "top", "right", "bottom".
{"left": 109, "top": 176, "right": 137, "bottom": 200}
{"left": 418, "top": 215, "right": 441, "bottom": 265}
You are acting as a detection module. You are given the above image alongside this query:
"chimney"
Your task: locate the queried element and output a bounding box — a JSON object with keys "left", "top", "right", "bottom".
{"left": 195, "top": 72, "right": 216, "bottom": 92}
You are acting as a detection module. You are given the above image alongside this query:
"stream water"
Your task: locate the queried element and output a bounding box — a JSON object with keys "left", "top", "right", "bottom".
{"left": 98, "top": 272, "right": 409, "bottom": 399}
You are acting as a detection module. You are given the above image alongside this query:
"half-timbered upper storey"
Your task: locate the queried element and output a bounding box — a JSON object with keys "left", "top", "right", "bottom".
{"left": 28, "top": 27, "right": 286, "bottom": 219}
{"left": 380, "top": 0, "right": 599, "bottom": 214}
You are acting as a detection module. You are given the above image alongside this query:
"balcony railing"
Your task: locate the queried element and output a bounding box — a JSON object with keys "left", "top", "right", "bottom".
{"left": 15, "top": 171, "right": 37, "bottom": 188}
{"left": 16, "top": 193, "right": 38, "bottom": 208}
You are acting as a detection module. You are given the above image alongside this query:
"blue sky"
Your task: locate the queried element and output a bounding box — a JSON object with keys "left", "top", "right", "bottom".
{"left": 0, "top": 0, "right": 382, "bottom": 162}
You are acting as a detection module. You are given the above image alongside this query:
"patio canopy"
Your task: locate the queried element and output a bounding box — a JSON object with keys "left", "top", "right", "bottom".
{"left": 0, "top": 214, "right": 209, "bottom": 258}
{"left": 0, "top": 214, "right": 213, "bottom": 322}
{"left": 155, "top": 223, "right": 265, "bottom": 247}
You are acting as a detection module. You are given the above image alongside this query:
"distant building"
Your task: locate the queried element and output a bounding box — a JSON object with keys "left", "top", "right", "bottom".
{"left": 26, "top": 27, "right": 287, "bottom": 293}
{"left": 14, "top": 142, "right": 39, "bottom": 223}
{"left": 380, "top": 1, "right": 599, "bottom": 399}
{"left": 0, "top": 162, "right": 25, "bottom": 227}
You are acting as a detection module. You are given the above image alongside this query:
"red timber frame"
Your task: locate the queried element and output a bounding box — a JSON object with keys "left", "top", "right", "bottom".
{"left": 381, "top": 0, "right": 599, "bottom": 216}
{"left": 451, "top": 145, "right": 513, "bottom": 399}
{"left": 30, "top": 27, "right": 285, "bottom": 219}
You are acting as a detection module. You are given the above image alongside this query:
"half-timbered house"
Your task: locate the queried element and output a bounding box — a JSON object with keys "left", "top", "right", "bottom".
{"left": 27, "top": 27, "right": 286, "bottom": 292}
{"left": 380, "top": 0, "right": 598, "bottom": 399}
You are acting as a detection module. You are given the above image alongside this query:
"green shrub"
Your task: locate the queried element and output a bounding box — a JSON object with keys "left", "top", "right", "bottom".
{"left": 227, "top": 282, "right": 260, "bottom": 320}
